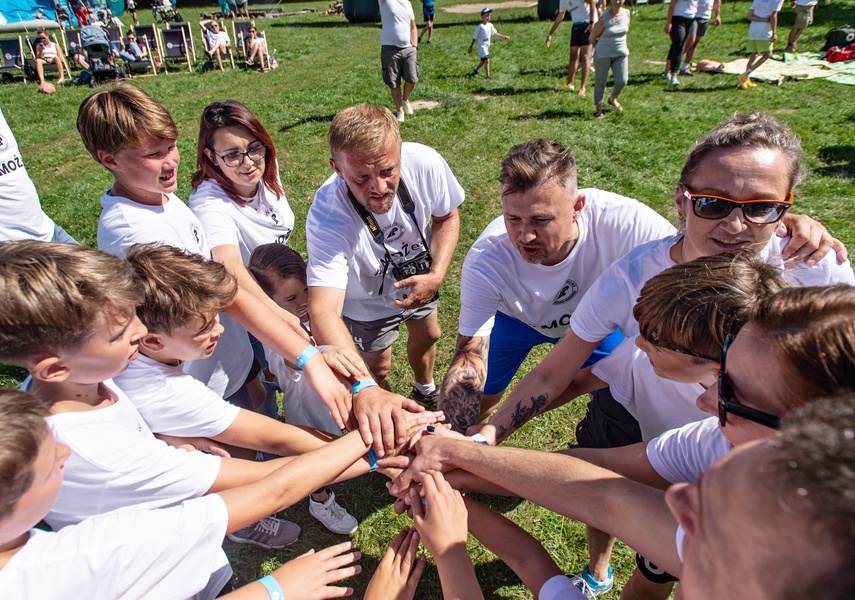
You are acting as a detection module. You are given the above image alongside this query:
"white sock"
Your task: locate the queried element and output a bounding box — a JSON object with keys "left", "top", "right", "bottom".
{"left": 414, "top": 380, "right": 436, "bottom": 395}
{"left": 681, "top": 62, "right": 689, "bottom": 71}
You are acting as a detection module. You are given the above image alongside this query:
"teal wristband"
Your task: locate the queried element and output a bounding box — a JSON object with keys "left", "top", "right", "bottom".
{"left": 259, "top": 575, "right": 284, "bottom": 600}
{"left": 295, "top": 345, "right": 319, "bottom": 369}
{"left": 367, "top": 448, "right": 379, "bottom": 472}
{"left": 351, "top": 378, "right": 378, "bottom": 395}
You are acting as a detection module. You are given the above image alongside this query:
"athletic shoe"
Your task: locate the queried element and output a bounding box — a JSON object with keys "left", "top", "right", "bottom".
{"left": 568, "top": 565, "right": 614, "bottom": 599}
{"left": 396, "top": 108, "right": 405, "bottom": 123}
{"left": 560, "top": 82, "right": 575, "bottom": 91}
{"left": 737, "top": 73, "right": 749, "bottom": 89}
{"left": 745, "top": 77, "right": 758, "bottom": 88}
{"left": 410, "top": 386, "right": 439, "bottom": 410}
{"left": 660, "top": 73, "right": 670, "bottom": 81}
{"left": 670, "top": 75, "right": 680, "bottom": 86}
{"left": 309, "top": 490, "right": 359, "bottom": 535}
{"left": 404, "top": 99, "right": 413, "bottom": 115}
{"left": 679, "top": 68, "right": 694, "bottom": 77}
{"left": 227, "top": 516, "right": 300, "bottom": 549}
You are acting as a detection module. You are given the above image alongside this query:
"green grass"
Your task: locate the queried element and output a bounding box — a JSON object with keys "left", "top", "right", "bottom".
{"left": 2, "top": 0, "right": 854, "bottom": 597}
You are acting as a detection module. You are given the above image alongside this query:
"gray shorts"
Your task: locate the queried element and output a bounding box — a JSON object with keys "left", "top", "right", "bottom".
{"left": 343, "top": 295, "right": 438, "bottom": 353}
{"left": 381, "top": 45, "right": 419, "bottom": 88}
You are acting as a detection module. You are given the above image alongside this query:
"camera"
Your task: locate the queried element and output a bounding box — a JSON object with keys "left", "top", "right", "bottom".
{"left": 391, "top": 250, "right": 432, "bottom": 281}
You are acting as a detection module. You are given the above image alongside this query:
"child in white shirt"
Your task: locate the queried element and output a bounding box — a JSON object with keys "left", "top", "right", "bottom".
{"left": 468, "top": 7, "right": 509, "bottom": 78}
{"left": 738, "top": 0, "right": 785, "bottom": 87}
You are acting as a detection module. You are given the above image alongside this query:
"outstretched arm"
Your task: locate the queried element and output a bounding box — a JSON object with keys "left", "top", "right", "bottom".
{"left": 438, "top": 334, "right": 489, "bottom": 433}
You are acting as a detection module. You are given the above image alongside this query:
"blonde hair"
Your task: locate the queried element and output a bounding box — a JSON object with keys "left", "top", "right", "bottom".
{"left": 77, "top": 84, "right": 178, "bottom": 163}
{"left": 125, "top": 243, "right": 237, "bottom": 335}
{"left": 0, "top": 241, "right": 140, "bottom": 366}
{"left": 328, "top": 104, "right": 401, "bottom": 160}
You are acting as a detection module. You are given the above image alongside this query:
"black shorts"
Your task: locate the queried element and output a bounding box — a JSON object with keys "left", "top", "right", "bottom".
{"left": 575, "top": 387, "right": 642, "bottom": 449}
{"left": 570, "top": 22, "right": 591, "bottom": 47}
{"left": 693, "top": 17, "right": 710, "bottom": 38}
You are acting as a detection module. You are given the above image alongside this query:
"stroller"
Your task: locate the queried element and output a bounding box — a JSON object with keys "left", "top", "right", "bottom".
{"left": 152, "top": 0, "right": 183, "bottom": 23}
{"left": 79, "top": 25, "right": 127, "bottom": 86}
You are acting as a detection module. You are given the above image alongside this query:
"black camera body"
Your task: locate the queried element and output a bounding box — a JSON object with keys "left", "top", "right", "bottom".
{"left": 391, "top": 250, "right": 432, "bottom": 281}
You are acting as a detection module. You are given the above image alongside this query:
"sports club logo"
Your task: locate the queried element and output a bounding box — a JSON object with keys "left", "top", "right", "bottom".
{"left": 552, "top": 279, "right": 579, "bottom": 305}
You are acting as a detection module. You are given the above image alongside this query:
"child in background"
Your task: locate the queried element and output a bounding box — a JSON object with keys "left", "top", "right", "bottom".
{"left": 468, "top": 7, "right": 509, "bottom": 79}
{"left": 738, "top": 0, "right": 784, "bottom": 88}
{"left": 249, "top": 243, "right": 359, "bottom": 534}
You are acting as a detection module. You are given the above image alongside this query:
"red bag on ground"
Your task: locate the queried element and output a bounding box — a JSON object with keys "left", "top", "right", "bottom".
{"left": 826, "top": 43, "right": 855, "bottom": 63}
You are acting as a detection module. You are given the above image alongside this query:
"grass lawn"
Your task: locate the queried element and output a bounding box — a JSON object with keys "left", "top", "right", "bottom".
{"left": 1, "top": 0, "right": 853, "bottom": 597}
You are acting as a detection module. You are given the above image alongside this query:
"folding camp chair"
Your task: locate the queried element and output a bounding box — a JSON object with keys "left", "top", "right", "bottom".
{"left": 25, "top": 34, "right": 73, "bottom": 81}
{"left": 200, "top": 20, "right": 235, "bottom": 70}
{"left": 0, "top": 37, "right": 27, "bottom": 82}
{"left": 62, "top": 29, "right": 90, "bottom": 73}
{"left": 106, "top": 26, "right": 124, "bottom": 45}
{"left": 168, "top": 22, "right": 196, "bottom": 60}
{"left": 232, "top": 20, "right": 253, "bottom": 60}
{"left": 133, "top": 24, "right": 164, "bottom": 66}
{"left": 160, "top": 28, "right": 192, "bottom": 72}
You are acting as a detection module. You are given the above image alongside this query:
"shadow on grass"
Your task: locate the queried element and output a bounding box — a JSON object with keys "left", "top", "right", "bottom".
{"left": 510, "top": 107, "right": 592, "bottom": 120}
{"left": 271, "top": 20, "right": 379, "bottom": 29}
{"left": 816, "top": 145, "right": 855, "bottom": 179}
{"left": 279, "top": 113, "right": 337, "bottom": 132}
{"left": 474, "top": 85, "right": 562, "bottom": 96}
{"left": 519, "top": 67, "right": 567, "bottom": 78}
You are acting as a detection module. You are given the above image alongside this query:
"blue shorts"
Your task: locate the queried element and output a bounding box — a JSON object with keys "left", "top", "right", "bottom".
{"left": 483, "top": 311, "right": 624, "bottom": 395}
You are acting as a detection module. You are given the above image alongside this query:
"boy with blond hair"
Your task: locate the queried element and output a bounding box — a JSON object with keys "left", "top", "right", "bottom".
{"left": 116, "top": 243, "right": 359, "bottom": 535}
{"left": 76, "top": 84, "right": 357, "bottom": 434}
{"left": 0, "top": 387, "right": 368, "bottom": 599}
{"left": 0, "top": 241, "right": 406, "bottom": 551}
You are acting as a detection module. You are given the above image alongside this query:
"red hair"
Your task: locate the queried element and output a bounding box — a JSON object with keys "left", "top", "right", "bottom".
{"left": 191, "top": 100, "right": 285, "bottom": 206}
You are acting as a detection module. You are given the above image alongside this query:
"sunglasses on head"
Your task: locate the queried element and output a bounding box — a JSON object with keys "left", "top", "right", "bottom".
{"left": 718, "top": 334, "right": 781, "bottom": 430}
{"left": 682, "top": 186, "right": 793, "bottom": 225}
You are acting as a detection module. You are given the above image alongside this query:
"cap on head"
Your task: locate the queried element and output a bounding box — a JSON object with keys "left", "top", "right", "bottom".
{"left": 481, "top": 7, "right": 492, "bottom": 15}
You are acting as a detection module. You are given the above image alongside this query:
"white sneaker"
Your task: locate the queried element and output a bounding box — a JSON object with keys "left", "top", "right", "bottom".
{"left": 396, "top": 108, "right": 405, "bottom": 123}
{"left": 670, "top": 75, "right": 680, "bottom": 86}
{"left": 404, "top": 99, "right": 413, "bottom": 115}
{"left": 309, "top": 491, "right": 358, "bottom": 535}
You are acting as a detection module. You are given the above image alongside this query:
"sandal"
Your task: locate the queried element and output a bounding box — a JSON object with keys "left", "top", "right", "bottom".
{"left": 607, "top": 98, "right": 623, "bottom": 112}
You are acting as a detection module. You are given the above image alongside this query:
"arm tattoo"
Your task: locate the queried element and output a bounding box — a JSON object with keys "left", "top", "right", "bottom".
{"left": 438, "top": 336, "right": 490, "bottom": 433}
{"left": 509, "top": 394, "right": 550, "bottom": 432}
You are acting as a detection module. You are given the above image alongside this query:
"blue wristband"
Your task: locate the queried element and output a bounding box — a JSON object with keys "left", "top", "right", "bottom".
{"left": 295, "top": 345, "right": 319, "bottom": 369}
{"left": 367, "top": 448, "right": 379, "bottom": 472}
{"left": 258, "top": 575, "right": 284, "bottom": 600}
{"left": 351, "top": 378, "right": 378, "bottom": 395}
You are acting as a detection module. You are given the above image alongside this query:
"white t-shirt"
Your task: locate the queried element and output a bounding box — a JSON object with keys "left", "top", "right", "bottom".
{"left": 748, "top": 0, "right": 784, "bottom": 40}
{"left": 29, "top": 378, "right": 222, "bottom": 530}
{"left": 0, "top": 105, "right": 58, "bottom": 242}
{"left": 113, "top": 353, "right": 241, "bottom": 438}
{"left": 306, "top": 142, "right": 465, "bottom": 322}
{"left": 696, "top": 0, "right": 716, "bottom": 19}
{"left": 559, "top": 0, "right": 593, "bottom": 22}
{"left": 458, "top": 188, "right": 675, "bottom": 339}
{"left": 539, "top": 575, "right": 588, "bottom": 600}
{"left": 794, "top": 0, "right": 817, "bottom": 7}
{"left": 473, "top": 23, "right": 497, "bottom": 58}
{"left": 97, "top": 189, "right": 253, "bottom": 398}
{"left": 671, "top": 0, "right": 699, "bottom": 19}
{"left": 591, "top": 336, "right": 706, "bottom": 440}
{"left": 207, "top": 29, "right": 230, "bottom": 46}
{"left": 264, "top": 346, "right": 342, "bottom": 436}
{"left": 570, "top": 232, "right": 855, "bottom": 345}
{"left": 189, "top": 173, "right": 295, "bottom": 265}
{"left": 646, "top": 417, "right": 731, "bottom": 484}
{"left": 379, "top": 0, "right": 415, "bottom": 47}
{"left": 0, "top": 495, "right": 232, "bottom": 600}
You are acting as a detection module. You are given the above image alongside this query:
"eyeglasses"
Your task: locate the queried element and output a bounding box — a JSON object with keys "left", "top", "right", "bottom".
{"left": 717, "top": 334, "right": 781, "bottom": 430}
{"left": 682, "top": 186, "right": 793, "bottom": 225}
{"left": 214, "top": 144, "right": 267, "bottom": 168}
{"left": 645, "top": 332, "right": 715, "bottom": 362}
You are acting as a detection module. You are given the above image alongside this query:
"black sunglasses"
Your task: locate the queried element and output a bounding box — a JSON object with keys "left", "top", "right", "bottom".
{"left": 718, "top": 334, "right": 781, "bottom": 430}
{"left": 682, "top": 186, "right": 793, "bottom": 225}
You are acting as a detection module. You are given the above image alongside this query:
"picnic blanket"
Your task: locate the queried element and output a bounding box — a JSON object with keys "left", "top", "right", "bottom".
{"left": 721, "top": 53, "right": 855, "bottom": 85}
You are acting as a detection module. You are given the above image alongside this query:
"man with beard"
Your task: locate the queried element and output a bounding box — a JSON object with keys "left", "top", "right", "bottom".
{"left": 439, "top": 139, "right": 675, "bottom": 432}
{"left": 306, "top": 104, "right": 463, "bottom": 453}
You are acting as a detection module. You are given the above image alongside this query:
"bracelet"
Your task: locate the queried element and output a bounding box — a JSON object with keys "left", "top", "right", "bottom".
{"left": 351, "top": 378, "right": 378, "bottom": 395}
{"left": 295, "top": 345, "right": 319, "bottom": 369}
{"left": 470, "top": 433, "right": 489, "bottom": 445}
{"left": 258, "top": 575, "right": 284, "bottom": 600}
{"left": 367, "top": 448, "right": 379, "bottom": 472}
{"left": 318, "top": 345, "right": 328, "bottom": 352}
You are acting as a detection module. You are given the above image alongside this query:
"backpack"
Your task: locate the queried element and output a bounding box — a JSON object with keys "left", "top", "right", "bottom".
{"left": 826, "top": 43, "right": 855, "bottom": 63}
{"left": 823, "top": 25, "right": 855, "bottom": 51}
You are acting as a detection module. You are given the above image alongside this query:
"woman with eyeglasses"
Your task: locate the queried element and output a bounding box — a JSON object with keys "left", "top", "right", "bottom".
{"left": 189, "top": 101, "right": 299, "bottom": 360}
